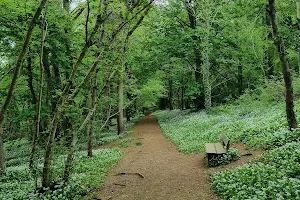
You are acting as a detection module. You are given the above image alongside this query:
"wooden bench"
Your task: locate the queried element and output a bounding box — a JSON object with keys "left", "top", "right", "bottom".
{"left": 205, "top": 134, "right": 230, "bottom": 161}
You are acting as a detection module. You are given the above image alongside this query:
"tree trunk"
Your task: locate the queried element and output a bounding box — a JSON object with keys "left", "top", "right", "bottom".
{"left": 117, "top": 70, "right": 125, "bottom": 135}
{"left": 238, "top": 65, "right": 243, "bottom": 95}
{"left": 26, "top": 54, "right": 37, "bottom": 104}
{"left": 29, "top": 6, "right": 48, "bottom": 171}
{"left": 266, "top": 5, "right": 274, "bottom": 78}
{"left": 88, "top": 69, "right": 98, "bottom": 157}
{"left": 0, "top": 128, "right": 5, "bottom": 175}
{"left": 268, "top": 0, "right": 298, "bottom": 130}
{"left": 184, "top": 0, "right": 202, "bottom": 82}
{"left": 125, "top": 92, "right": 132, "bottom": 122}
{"left": 202, "top": 1, "right": 212, "bottom": 112}
{"left": 168, "top": 77, "right": 173, "bottom": 110}
{"left": 0, "top": 0, "right": 49, "bottom": 175}
{"left": 297, "top": 1, "right": 300, "bottom": 76}
{"left": 63, "top": 126, "right": 76, "bottom": 183}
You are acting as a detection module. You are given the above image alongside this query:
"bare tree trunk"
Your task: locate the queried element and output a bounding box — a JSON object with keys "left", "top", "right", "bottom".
{"left": 168, "top": 77, "right": 173, "bottom": 110}
{"left": 88, "top": 69, "right": 98, "bottom": 157}
{"left": 26, "top": 53, "right": 37, "bottom": 104}
{"left": 266, "top": 5, "right": 274, "bottom": 78}
{"left": 29, "top": 6, "right": 48, "bottom": 172}
{"left": 202, "top": 0, "right": 212, "bottom": 112}
{"left": 297, "top": 1, "right": 300, "bottom": 76}
{"left": 238, "top": 65, "right": 243, "bottom": 95}
{"left": 268, "top": 0, "right": 298, "bottom": 130}
{"left": 0, "top": 0, "right": 49, "bottom": 174}
{"left": 0, "top": 128, "right": 5, "bottom": 175}
{"left": 117, "top": 69, "right": 125, "bottom": 134}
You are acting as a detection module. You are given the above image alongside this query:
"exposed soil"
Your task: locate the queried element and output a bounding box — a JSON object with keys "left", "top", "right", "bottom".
{"left": 86, "top": 116, "right": 263, "bottom": 200}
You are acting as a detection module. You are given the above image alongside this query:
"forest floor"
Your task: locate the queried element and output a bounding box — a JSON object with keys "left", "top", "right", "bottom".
{"left": 85, "top": 115, "right": 263, "bottom": 200}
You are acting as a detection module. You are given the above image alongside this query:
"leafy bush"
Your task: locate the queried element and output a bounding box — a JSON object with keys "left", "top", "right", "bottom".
{"left": 208, "top": 148, "right": 240, "bottom": 167}
{"left": 210, "top": 142, "right": 300, "bottom": 200}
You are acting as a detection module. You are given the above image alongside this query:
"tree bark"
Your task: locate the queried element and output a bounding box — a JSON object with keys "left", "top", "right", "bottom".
{"left": 297, "top": 1, "right": 300, "bottom": 76}
{"left": 238, "top": 65, "right": 243, "bottom": 95}
{"left": 26, "top": 54, "right": 37, "bottom": 104}
{"left": 202, "top": 0, "right": 212, "bottom": 112}
{"left": 88, "top": 69, "right": 98, "bottom": 157}
{"left": 266, "top": 5, "right": 274, "bottom": 78}
{"left": 29, "top": 5, "right": 48, "bottom": 171}
{"left": 168, "top": 77, "right": 173, "bottom": 110}
{"left": 0, "top": 128, "right": 5, "bottom": 175}
{"left": 0, "top": 0, "right": 49, "bottom": 174}
{"left": 184, "top": 0, "right": 202, "bottom": 82}
{"left": 268, "top": 0, "right": 298, "bottom": 130}
{"left": 117, "top": 69, "right": 125, "bottom": 134}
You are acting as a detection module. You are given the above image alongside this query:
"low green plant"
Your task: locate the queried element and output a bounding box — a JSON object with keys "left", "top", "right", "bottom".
{"left": 208, "top": 148, "right": 240, "bottom": 167}
{"left": 0, "top": 147, "right": 123, "bottom": 200}
{"left": 210, "top": 142, "right": 300, "bottom": 200}
{"left": 119, "top": 138, "right": 133, "bottom": 148}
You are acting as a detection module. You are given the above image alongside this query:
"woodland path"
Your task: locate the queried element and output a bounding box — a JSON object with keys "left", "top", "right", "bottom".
{"left": 87, "top": 115, "right": 263, "bottom": 200}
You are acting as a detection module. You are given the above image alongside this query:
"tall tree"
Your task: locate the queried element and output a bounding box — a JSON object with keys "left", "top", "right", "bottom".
{"left": 0, "top": 0, "right": 49, "bottom": 174}
{"left": 267, "top": 0, "right": 298, "bottom": 130}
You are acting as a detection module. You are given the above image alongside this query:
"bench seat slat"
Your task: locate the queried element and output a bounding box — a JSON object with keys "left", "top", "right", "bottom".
{"left": 214, "top": 143, "right": 227, "bottom": 154}
{"left": 205, "top": 143, "right": 227, "bottom": 154}
{"left": 205, "top": 143, "right": 216, "bottom": 153}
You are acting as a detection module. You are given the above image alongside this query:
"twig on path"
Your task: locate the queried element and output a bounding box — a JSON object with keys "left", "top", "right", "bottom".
{"left": 113, "top": 183, "right": 126, "bottom": 187}
{"left": 115, "top": 172, "right": 145, "bottom": 178}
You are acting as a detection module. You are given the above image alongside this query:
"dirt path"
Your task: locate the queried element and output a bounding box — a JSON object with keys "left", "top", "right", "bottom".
{"left": 87, "top": 116, "right": 263, "bottom": 200}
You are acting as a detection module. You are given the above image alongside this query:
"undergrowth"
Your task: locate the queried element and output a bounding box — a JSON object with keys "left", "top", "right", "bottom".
{"left": 211, "top": 142, "right": 300, "bottom": 199}
{"left": 1, "top": 117, "right": 140, "bottom": 199}
{"left": 1, "top": 147, "right": 123, "bottom": 200}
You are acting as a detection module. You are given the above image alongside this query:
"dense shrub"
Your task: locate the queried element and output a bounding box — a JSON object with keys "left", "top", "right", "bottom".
{"left": 208, "top": 148, "right": 240, "bottom": 167}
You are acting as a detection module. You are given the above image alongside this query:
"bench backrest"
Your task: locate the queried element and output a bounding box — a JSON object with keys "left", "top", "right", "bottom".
{"left": 219, "top": 134, "right": 230, "bottom": 150}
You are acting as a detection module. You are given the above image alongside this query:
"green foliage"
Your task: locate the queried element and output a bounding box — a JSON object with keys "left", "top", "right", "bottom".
{"left": 208, "top": 148, "right": 240, "bottom": 167}
{"left": 135, "top": 70, "right": 166, "bottom": 108}
{"left": 119, "top": 138, "right": 133, "bottom": 148}
{"left": 210, "top": 142, "right": 300, "bottom": 200}
{"left": 0, "top": 143, "right": 123, "bottom": 200}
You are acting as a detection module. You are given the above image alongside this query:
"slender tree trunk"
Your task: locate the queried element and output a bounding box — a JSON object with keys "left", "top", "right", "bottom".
{"left": 88, "top": 69, "right": 98, "bottom": 157}
{"left": 26, "top": 54, "right": 37, "bottom": 104}
{"left": 168, "top": 77, "right": 173, "bottom": 110}
{"left": 268, "top": 0, "right": 297, "bottom": 130}
{"left": 0, "top": 0, "right": 48, "bottom": 174}
{"left": 181, "top": 86, "right": 184, "bottom": 110}
{"left": 266, "top": 5, "right": 274, "bottom": 78}
{"left": 117, "top": 69, "right": 125, "bottom": 134}
{"left": 0, "top": 128, "right": 5, "bottom": 175}
{"left": 63, "top": 126, "right": 76, "bottom": 183}
{"left": 184, "top": 0, "right": 201, "bottom": 81}
{"left": 297, "top": 1, "right": 300, "bottom": 76}
{"left": 202, "top": 0, "right": 212, "bottom": 112}
{"left": 238, "top": 65, "right": 243, "bottom": 95}
{"left": 29, "top": 6, "right": 48, "bottom": 171}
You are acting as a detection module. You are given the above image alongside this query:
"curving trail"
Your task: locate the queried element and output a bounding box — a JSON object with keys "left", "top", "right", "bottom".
{"left": 88, "top": 115, "right": 262, "bottom": 200}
